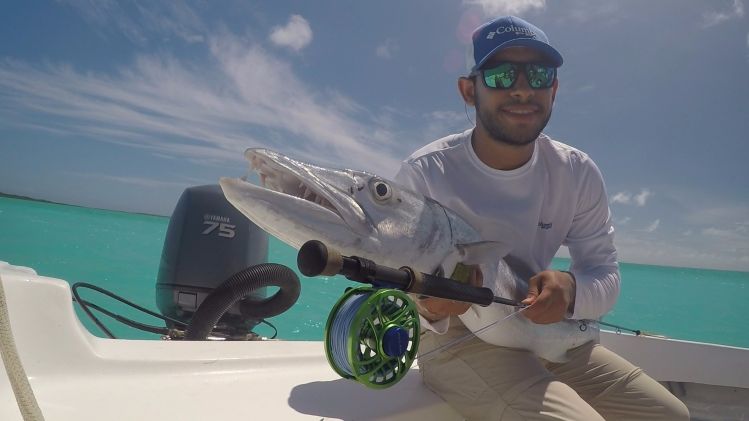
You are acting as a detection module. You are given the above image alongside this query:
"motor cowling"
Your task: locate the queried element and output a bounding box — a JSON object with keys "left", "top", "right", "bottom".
{"left": 156, "top": 184, "right": 269, "bottom": 335}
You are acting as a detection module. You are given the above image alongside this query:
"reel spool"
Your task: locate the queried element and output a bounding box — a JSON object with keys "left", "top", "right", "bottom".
{"left": 324, "top": 287, "right": 420, "bottom": 389}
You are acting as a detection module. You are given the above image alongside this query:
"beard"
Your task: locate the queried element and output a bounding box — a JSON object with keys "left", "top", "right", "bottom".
{"left": 474, "top": 93, "right": 552, "bottom": 146}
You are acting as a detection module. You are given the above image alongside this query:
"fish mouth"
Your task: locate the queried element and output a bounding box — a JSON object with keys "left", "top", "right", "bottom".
{"left": 219, "top": 148, "right": 372, "bottom": 240}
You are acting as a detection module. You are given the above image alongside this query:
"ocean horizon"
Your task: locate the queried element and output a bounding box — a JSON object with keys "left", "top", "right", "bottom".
{"left": 1, "top": 196, "right": 747, "bottom": 349}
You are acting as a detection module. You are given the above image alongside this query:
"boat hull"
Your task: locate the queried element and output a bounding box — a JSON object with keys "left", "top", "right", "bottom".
{"left": 1, "top": 262, "right": 747, "bottom": 420}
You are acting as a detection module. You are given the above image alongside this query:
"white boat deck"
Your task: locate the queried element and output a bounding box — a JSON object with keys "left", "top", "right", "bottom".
{"left": 1, "top": 262, "right": 748, "bottom": 420}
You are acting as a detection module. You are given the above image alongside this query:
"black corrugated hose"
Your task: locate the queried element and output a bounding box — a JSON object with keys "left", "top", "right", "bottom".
{"left": 185, "top": 263, "right": 301, "bottom": 340}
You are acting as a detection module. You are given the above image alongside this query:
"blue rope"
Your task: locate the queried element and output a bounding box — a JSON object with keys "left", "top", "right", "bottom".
{"left": 329, "top": 292, "right": 370, "bottom": 376}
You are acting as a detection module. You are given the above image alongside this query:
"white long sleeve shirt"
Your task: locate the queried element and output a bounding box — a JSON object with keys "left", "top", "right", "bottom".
{"left": 395, "top": 129, "right": 620, "bottom": 333}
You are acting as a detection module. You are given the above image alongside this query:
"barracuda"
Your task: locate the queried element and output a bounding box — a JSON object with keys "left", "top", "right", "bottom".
{"left": 219, "top": 148, "right": 597, "bottom": 362}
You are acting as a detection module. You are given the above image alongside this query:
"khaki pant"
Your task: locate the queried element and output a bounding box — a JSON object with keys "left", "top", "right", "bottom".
{"left": 418, "top": 317, "right": 689, "bottom": 421}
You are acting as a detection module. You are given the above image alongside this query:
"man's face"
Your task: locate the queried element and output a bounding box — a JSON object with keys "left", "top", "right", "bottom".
{"left": 473, "top": 46, "right": 558, "bottom": 146}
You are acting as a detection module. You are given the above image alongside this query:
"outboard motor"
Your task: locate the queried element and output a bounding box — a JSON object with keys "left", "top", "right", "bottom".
{"left": 156, "top": 184, "right": 269, "bottom": 336}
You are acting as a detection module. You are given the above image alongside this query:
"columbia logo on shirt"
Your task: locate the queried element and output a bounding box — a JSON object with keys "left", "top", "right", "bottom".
{"left": 538, "top": 221, "right": 552, "bottom": 230}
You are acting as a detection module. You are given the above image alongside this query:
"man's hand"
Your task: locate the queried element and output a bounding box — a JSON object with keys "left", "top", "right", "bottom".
{"left": 416, "top": 266, "right": 483, "bottom": 322}
{"left": 521, "top": 270, "right": 576, "bottom": 324}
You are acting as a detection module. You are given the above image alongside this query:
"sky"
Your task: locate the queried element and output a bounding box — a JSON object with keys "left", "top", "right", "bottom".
{"left": 0, "top": 0, "right": 747, "bottom": 272}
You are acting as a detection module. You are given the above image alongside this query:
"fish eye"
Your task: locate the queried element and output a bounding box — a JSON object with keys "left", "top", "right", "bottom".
{"left": 370, "top": 179, "right": 392, "bottom": 201}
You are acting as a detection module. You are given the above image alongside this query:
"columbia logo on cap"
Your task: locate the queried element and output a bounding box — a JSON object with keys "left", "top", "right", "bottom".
{"left": 486, "top": 25, "right": 537, "bottom": 40}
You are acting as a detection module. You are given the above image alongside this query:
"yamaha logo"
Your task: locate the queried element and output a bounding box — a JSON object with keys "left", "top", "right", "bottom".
{"left": 202, "top": 214, "right": 236, "bottom": 238}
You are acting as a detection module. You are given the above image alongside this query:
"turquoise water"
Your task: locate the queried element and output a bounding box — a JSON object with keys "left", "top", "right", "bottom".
{"left": 1, "top": 196, "right": 748, "bottom": 348}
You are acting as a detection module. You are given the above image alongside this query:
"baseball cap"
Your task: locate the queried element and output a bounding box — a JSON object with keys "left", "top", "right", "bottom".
{"left": 467, "top": 16, "right": 563, "bottom": 73}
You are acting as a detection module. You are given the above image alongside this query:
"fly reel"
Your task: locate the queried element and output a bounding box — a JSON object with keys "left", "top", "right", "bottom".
{"left": 324, "top": 287, "right": 420, "bottom": 389}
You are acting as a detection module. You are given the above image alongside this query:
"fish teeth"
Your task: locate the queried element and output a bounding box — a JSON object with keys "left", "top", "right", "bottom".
{"left": 303, "top": 187, "right": 314, "bottom": 199}
{"left": 292, "top": 181, "right": 332, "bottom": 211}
{"left": 299, "top": 182, "right": 310, "bottom": 199}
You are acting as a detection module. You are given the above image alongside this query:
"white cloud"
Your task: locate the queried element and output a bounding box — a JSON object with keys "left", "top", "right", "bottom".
{"left": 460, "top": 0, "right": 620, "bottom": 26}
{"left": 376, "top": 39, "right": 399, "bottom": 59}
{"left": 612, "top": 231, "right": 749, "bottom": 271}
{"left": 556, "top": 1, "right": 622, "bottom": 24}
{"left": 585, "top": 189, "right": 749, "bottom": 271}
{"left": 737, "top": 221, "right": 749, "bottom": 234}
{"left": 135, "top": 2, "right": 206, "bottom": 44}
{"left": 0, "top": 32, "right": 402, "bottom": 175}
{"left": 702, "top": 0, "right": 745, "bottom": 28}
{"left": 614, "top": 210, "right": 749, "bottom": 272}
{"left": 426, "top": 110, "right": 466, "bottom": 122}
{"left": 634, "top": 188, "right": 653, "bottom": 207}
{"left": 269, "top": 15, "right": 313, "bottom": 52}
{"left": 576, "top": 84, "right": 596, "bottom": 93}
{"left": 66, "top": 172, "right": 192, "bottom": 190}
{"left": 59, "top": 0, "right": 206, "bottom": 45}
{"left": 614, "top": 216, "right": 631, "bottom": 226}
{"left": 602, "top": 209, "right": 749, "bottom": 270}
{"left": 702, "top": 227, "right": 747, "bottom": 242}
{"left": 685, "top": 204, "right": 749, "bottom": 226}
{"left": 610, "top": 192, "right": 632, "bottom": 205}
{"left": 60, "top": 0, "right": 144, "bottom": 43}
{"left": 611, "top": 188, "right": 652, "bottom": 206}
{"left": 464, "top": 0, "right": 546, "bottom": 16}
{"left": 421, "top": 110, "right": 471, "bottom": 141}
{"left": 643, "top": 219, "right": 660, "bottom": 233}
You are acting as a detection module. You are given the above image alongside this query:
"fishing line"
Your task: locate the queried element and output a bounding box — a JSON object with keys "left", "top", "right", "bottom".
{"left": 328, "top": 293, "right": 371, "bottom": 376}
{"left": 416, "top": 306, "right": 528, "bottom": 363}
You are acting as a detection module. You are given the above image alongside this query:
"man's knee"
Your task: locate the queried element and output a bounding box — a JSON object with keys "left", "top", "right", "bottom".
{"left": 660, "top": 393, "right": 690, "bottom": 421}
{"left": 625, "top": 384, "right": 690, "bottom": 421}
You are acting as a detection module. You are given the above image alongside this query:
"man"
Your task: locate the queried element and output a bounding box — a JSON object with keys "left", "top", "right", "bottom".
{"left": 395, "top": 16, "right": 689, "bottom": 420}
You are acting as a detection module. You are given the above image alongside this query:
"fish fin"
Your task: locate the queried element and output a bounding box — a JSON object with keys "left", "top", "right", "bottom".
{"left": 456, "top": 241, "right": 512, "bottom": 265}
